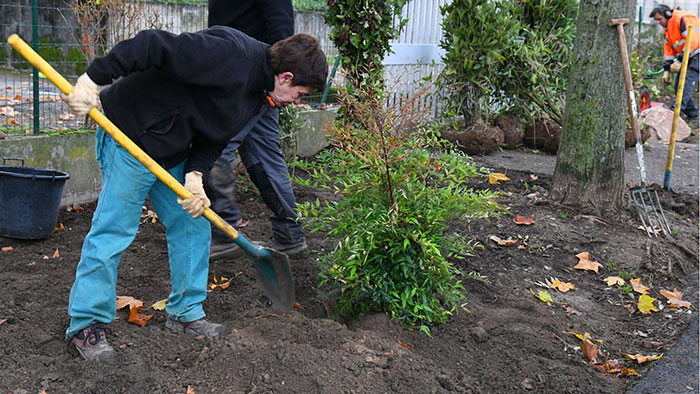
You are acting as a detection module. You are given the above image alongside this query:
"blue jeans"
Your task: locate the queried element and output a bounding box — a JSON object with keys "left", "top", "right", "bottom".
{"left": 206, "top": 103, "right": 303, "bottom": 244}
{"left": 673, "top": 54, "right": 699, "bottom": 119}
{"left": 66, "top": 127, "right": 211, "bottom": 340}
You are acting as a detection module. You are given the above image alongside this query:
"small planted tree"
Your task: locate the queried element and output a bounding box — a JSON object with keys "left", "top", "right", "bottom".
{"left": 293, "top": 85, "right": 500, "bottom": 335}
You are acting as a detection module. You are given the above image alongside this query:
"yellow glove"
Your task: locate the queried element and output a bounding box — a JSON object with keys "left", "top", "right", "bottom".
{"left": 60, "top": 73, "right": 99, "bottom": 115}
{"left": 177, "top": 171, "right": 211, "bottom": 218}
{"left": 662, "top": 71, "right": 671, "bottom": 85}
{"left": 670, "top": 62, "right": 681, "bottom": 73}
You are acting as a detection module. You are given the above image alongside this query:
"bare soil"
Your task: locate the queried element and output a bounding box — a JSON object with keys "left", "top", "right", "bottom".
{"left": 1, "top": 165, "right": 698, "bottom": 394}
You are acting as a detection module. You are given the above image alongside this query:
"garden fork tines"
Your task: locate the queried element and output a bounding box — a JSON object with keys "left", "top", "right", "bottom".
{"left": 610, "top": 18, "right": 671, "bottom": 238}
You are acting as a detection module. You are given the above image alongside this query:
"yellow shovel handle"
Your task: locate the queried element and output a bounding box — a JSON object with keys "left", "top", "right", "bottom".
{"left": 7, "top": 34, "right": 239, "bottom": 241}
{"left": 665, "top": 25, "right": 695, "bottom": 173}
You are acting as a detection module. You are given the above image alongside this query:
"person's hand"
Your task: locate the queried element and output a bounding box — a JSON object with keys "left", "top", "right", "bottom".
{"left": 177, "top": 171, "right": 211, "bottom": 218}
{"left": 670, "top": 62, "right": 681, "bottom": 73}
{"left": 60, "top": 73, "right": 98, "bottom": 115}
{"left": 662, "top": 71, "right": 671, "bottom": 85}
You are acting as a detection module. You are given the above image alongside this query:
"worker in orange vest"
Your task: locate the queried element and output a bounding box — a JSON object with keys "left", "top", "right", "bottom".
{"left": 649, "top": 5, "right": 699, "bottom": 122}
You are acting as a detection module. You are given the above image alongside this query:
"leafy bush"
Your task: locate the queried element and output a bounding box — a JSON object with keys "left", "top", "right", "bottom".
{"left": 292, "top": 86, "right": 501, "bottom": 335}
{"left": 439, "top": 0, "right": 577, "bottom": 127}
{"left": 324, "top": 0, "right": 407, "bottom": 97}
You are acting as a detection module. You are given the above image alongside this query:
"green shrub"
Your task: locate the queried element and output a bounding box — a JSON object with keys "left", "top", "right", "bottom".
{"left": 293, "top": 86, "right": 500, "bottom": 335}
{"left": 439, "top": 0, "right": 577, "bottom": 126}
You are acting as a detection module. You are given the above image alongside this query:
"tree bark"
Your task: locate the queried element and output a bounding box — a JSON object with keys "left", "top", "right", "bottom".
{"left": 550, "top": 0, "right": 635, "bottom": 214}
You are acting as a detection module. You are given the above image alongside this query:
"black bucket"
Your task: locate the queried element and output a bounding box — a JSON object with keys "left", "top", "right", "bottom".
{"left": 0, "top": 158, "right": 70, "bottom": 239}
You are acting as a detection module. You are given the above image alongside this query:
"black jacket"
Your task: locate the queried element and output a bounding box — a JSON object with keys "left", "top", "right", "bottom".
{"left": 208, "top": 0, "right": 294, "bottom": 45}
{"left": 86, "top": 27, "right": 273, "bottom": 175}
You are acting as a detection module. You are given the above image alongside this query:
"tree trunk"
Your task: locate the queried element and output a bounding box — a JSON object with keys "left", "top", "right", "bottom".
{"left": 550, "top": 0, "right": 635, "bottom": 214}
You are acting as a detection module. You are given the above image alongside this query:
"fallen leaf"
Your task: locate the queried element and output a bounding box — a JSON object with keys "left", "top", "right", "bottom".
{"left": 187, "top": 385, "right": 196, "bottom": 394}
{"left": 604, "top": 276, "right": 625, "bottom": 287}
{"left": 630, "top": 278, "right": 650, "bottom": 295}
{"left": 0, "top": 318, "right": 6, "bottom": 325}
{"left": 573, "top": 252, "right": 602, "bottom": 274}
{"left": 237, "top": 218, "right": 249, "bottom": 228}
{"left": 551, "top": 279, "right": 576, "bottom": 293}
{"left": 150, "top": 298, "right": 168, "bottom": 311}
{"left": 626, "top": 353, "right": 663, "bottom": 364}
{"left": 489, "top": 235, "right": 517, "bottom": 246}
{"left": 563, "top": 306, "right": 582, "bottom": 316}
{"left": 530, "top": 288, "right": 553, "bottom": 305}
{"left": 52, "top": 248, "right": 60, "bottom": 258}
{"left": 488, "top": 173, "right": 510, "bottom": 184}
{"left": 625, "top": 304, "right": 636, "bottom": 313}
{"left": 58, "top": 112, "right": 75, "bottom": 120}
{"left": 514, "top": 215, "right": 535, "bottom": 225}
{"left": 530, "top": 174, "right": 538, "bottom": 180}
{"left": 637, "top": 294, "right": 658, "bottom": 314}
{"left": 128, "top": 305, "right": 153, "bottom": 327}
{"left": 116, "top": 296, "right": 144, "bottom": 311}
{"left": 1, "top": 246, "right": 13, "bottom": 252}
{"left": 55, "top": 223, "right": 65, "bottom": 231}
{"left": 659, "top": 288, "right": 691, "bottom": 308}
{"left": 398, "top": 333, "right": 410, "bottom": 349}
{"left": 293, "top": 302, "right": 302, "bottom": 309}
{"left": 210, "top": 275, "right": 232, "bottom": 291}
{"left": 580, "top": 339, "right": 598, "bottom": 362}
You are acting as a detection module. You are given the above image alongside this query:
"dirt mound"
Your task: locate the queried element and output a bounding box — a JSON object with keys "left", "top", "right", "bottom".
{"left": 0, "top": 169, "right": 697, "bottom": 393}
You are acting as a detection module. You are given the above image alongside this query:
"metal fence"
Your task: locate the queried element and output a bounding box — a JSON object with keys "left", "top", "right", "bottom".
{"left": 1, "top": 0, "right": 445, "bottom": 135}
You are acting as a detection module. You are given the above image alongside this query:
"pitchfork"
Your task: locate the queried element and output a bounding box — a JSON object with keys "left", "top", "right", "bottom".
{"left": 610, "top": 18, "right": 671, "bottom": 237}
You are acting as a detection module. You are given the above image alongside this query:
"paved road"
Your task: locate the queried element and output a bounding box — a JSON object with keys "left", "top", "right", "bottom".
{"left": 474, "top": 139, "right": 699, "bottom": 195}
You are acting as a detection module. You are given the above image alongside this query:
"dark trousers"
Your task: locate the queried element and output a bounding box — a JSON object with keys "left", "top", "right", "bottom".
{"left": 206, "top": 104, "right": 304, "bottom": 244}
{"left": 673, "top": 54, "right": 699, "bottom": 119}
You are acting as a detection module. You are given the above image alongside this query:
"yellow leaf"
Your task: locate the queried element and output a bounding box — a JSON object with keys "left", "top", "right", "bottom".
{"left": 551, "top": 279, "right": 576, "bottom": 293}
{"left": 150, "top": 298, "right": 168, "bottom": 311}
{"left": 573, "top": 252, "right": 602, "bottom": 274}
{"left": 630, "top": 278, "right": 650, "bottom": 295}
{"left": 604, "top": 276, "right": 625, "bottom": 287}
{"left": 626, "top": 353, "right": 663, "bottom": 364}
{"left": 116, "top": 296, "right": 144, "bottom": 311}
{"left": 489, "top": 235, "right": 517, "bottom": 246}
{"left": 659, "top": 288, "right": 691, "bottom": 308}
{"left": 488, "top": 173, "right": 510, "bottom": 184}
{"left": 637, "top": 294, "right": 658, "bottom": 314}
{"left": 530, "top": 288, "right": 553, "bottom": 305}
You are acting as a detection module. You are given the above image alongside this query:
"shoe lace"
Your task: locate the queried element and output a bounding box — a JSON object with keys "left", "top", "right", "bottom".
{"left": 85, "top": 323, "right": 112, "bottom": 346}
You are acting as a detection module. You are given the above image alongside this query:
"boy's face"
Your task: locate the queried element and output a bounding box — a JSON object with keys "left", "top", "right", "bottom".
{"left": 269, "top": 72, "right": 312, "bottom": 107}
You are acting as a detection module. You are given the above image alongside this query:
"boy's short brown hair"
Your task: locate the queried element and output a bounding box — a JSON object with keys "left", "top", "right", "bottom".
{"left": 269, "top": 34, "right": 328, "bottom": 92}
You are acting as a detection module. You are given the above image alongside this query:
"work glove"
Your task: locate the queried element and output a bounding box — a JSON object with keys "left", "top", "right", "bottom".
{"left": 177, "top": 171, "right": 211, "bottom": 218}
{"left": 662, "top": 71, "right": 671, "bottom": 85}
{"left": 60, "top": 73, "right": 99, "bottom": 115}
{"left": 670, "top": 62, "right": 682, "bottom": 73}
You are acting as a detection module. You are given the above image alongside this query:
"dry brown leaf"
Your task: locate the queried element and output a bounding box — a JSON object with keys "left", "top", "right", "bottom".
{"left": 128, "top": 305, "right": 153, "bottom": 327}
{"left": 398, "top": 333, "right": 410, "bottom": 349}
{"left": 604, "top": 276, "right": 625, "bottom": 287}
{"left": 55, "top": 223, "right": 65, "bottom": 231}
{"left": 573, "top": 252, "right": 602, "bottom": 274}
{"left": 514, "top": 215, "right": 535, "bottom": 225}
{"left": 1, "top": 246, "right": 13, "bottom": 252}
{"left": 52, "top": 248, "right": 60, "bottom": 258}
{"left": 659, "top": 288, "right": 691, "bottom": 308}
{"left": 187, "top": 385, "right": 196, "bottom": 394}
{"left": 551, "top": 279, "right": 576, "bottom": 293}
{"left": 563, "top": 306, "right": 582, "bottom": 316}
{"left": 116, "top": 296, "right": 144, "bottom": 311}
{"left": 580, "top": 340, "right": 598, "bottom": 362}
{"left": 630, "top": 278, "right": 650, "bottom": 295}
{"left": 489, "top": 235, "right": 517, "bottom": 246}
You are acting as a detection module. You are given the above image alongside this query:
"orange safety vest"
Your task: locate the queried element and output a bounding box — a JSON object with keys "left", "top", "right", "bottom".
{"left": 664, "top": 10, "right": 700, "bottom": 62}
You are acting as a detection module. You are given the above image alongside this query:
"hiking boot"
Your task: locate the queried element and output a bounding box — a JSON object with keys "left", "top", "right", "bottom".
{"left": 70, "top": 323, "right": 118, "bottom": 364}
{"left": 270, "top": 239, "right": 308, "bottom": 258}
{"left": 165, "top": 317, "right": 229, "bottom": 338}
{"left": 209, "top": 240, "right": 245, "bottom": 261}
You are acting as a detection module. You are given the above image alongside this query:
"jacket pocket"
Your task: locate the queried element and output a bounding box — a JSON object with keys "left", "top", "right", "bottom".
{"left": 136, "top": 108, "right": 191, "bottom": 162}
{"left": 143, "top": 108, "right": 180, "bottom": 135}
